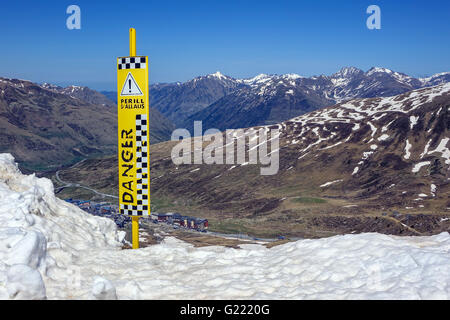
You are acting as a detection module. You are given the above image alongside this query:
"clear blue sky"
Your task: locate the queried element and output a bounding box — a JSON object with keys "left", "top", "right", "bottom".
{"left": 1, "top": 0, "right": 449, "bottom": 90}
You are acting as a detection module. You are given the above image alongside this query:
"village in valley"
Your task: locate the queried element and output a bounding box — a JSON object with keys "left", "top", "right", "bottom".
{"left": 64, "top": 199, "right": 209, "bottom": 232}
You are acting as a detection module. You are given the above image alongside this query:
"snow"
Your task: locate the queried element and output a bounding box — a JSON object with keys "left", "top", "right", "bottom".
{"left": 321, "top": 141, "right": 343, "bottom": 150}
{"left": 91, "top": 276, "right": 117, "bottom": 300}
{"left": 241, "top": 74, "right": 271, "bottom": 85}
{"left": 404, "top": 139, "right": 412, "bottom": 160}
{"left": 382, "top": 119, "right": 395, "bottom": 133}
{"left": 209, "top": 71, "right": 227, "bottom": 80}
{"left": 367, "top": 67, "right": 393, "bottom": 76}
{"left": 420, "top": 139, "right": 432, "bottom": 158}
{"left": 335, "top": 83, "right": 450, "bottom": 119}
{"left": 1, "top": 153, "right": 450, "bottom": 300}
{"left": 427, "top": 138, "right": 450, "bottom": 165}
{"left": 412, "top": 161, "right": 431, "bottom": 173}
{"left": 419, "top": 72, "right": 450, "bottom": 84}
{"left": 431, "top": 184, "right": 437, "bottom": 197}
{"left": 285, "top": 89, "right": 294, "bottom": 95}
{"left": 71, "top": 232, "right": 450, "bottom": 300}
{"left": 409, "top": 116, "right": 419, "bottom": 130}
{"left": 420, "top": 138, "right": 450, "bottom": 164}
{"left": 362, "top": 151, "right": 374, "bottom": 160}
{"left": 6, "top": 264, "right": 46, "bottom": 300}
{"left": 283, "top": 73, "right": 303, "bottom": 80}
{"left": 0, "top": 153, "right": 122, "bottom": 300}
{"left": 320, "top": 180, "right": 343, "bottom": 188}
{"left": 378, "top": 134, "right": 390, "bottom": 141}
{"left": 368, "top": 122, "right": 377, "bottom": 137}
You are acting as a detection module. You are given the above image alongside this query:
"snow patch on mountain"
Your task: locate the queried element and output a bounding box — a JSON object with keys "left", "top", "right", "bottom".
{"left": 412, "top": 161, "right": 431, "bottom": 173}
{"left": 320, "top": 180, "right": 343, "bottom": 187}
{"left": 404, "top": 140, "right": 412, "bottom": 160}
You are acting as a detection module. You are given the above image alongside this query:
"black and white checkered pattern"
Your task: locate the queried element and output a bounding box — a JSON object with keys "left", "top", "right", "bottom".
{"left": 119, "top": 113, "right": 150, "bottom": 216}
{"left": 118, "top": 56, "right": 146, "bottom": 70}
{"left": 135, "top": 113, "right": 149, "bottom": 208}
{"left": 120, "top": 203, "right": 148, "bottom": 216}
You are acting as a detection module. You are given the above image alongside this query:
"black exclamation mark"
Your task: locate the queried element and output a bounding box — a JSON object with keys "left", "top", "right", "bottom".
{"left": 128, "top": 79, "right": 132, "bottom": 93}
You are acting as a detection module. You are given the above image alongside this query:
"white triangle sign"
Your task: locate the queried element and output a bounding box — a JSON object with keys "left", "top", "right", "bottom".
{"left": 120, "top": 72, "right": 143, "bottom": 96}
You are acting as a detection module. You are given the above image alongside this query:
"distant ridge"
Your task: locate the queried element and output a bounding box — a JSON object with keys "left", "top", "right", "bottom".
{"left": 145, "top": 67, "right": 450, "bottom": 131}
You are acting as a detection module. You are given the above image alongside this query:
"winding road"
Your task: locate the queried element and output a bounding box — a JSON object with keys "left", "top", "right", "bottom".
{"left": 55, "top": 168, "right": 118, "bottom": 199}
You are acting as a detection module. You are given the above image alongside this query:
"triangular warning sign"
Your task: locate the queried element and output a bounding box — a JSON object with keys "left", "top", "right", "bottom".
{"left": 120, "top": 72, "right": 143, "bottom": 96}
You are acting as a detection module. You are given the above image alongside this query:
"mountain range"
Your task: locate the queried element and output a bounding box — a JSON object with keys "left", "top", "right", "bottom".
{"left": 144, "top": 67, "right": 450, "bottom": 132}
{"left": 1, "top": 65, "right": 448, "bottom": 176}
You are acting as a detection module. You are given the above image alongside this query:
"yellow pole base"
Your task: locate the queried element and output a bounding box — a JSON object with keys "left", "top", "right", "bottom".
{"left": 132, "top": 216, "right": 140, "bottom": 249}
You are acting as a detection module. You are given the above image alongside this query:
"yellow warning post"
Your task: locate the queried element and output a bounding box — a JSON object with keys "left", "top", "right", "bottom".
{"left": 132, "top": 216, "right": 139, "bottom": 249}
{"left": 117, "top": 28, "right": 151, "bottom": 249}
{"left": 130, "top": 28, "right": 136, "bottom": 56}
{"left": 130, "top": 28, "right": 139, "bottom": 250}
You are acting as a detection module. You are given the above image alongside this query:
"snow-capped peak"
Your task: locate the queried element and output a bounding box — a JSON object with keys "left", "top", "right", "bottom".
{"left": 208, "top": 71, "right": 227, "bottom": 80}
{"left": 41, "top": 82, "right": 61, "bottom": 90}
{"left": 240, "top": 73, "right": 272, "bottom": 85}
{"left": 332, "top": 67, "right": 363, "bottom": 78}
{"left": 250, "top": 73, "right": 271, "bottom": 81}
{"left": 282, "top": 73, "right": 304, "bottom": 80}
{"left": 366, "top": 67, "right": 394, "bottom": 76}
{"left": 419, "top": 72, "right": 450, "bottom": 84}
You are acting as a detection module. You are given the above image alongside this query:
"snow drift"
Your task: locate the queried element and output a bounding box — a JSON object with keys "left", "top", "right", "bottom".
{"left": 0, "top": 153, "right": 124, "bottom": 299}
{"left": 0, "top": 153, "right": 449, "bottom": 299}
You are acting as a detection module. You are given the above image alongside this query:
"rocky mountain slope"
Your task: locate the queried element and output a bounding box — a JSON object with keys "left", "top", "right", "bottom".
{"left": 182, "top": 73, "right": 330, "bottom": 132}
{"left": 0, "top": 77, "right": 118, "bottom": 170}
{"left": 147, "top": 68, "right": 449, "bottom": 132}
{"left": 42, "top": 83, "right": 116, "bottom": 107}
{"left": 0, "top": 77, "right": 174, "bottom": 170}
{"left": 57, "top": 83, "right": 450, "bottom": 238}
{"left": 149, "top": 71, "right": 241, "bottom": 126}
{"left": 44, "top": 83, "right": 175, "bottom": 142}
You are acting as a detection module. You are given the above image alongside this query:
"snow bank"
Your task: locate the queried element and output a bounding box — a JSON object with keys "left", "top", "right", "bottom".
{"left": 0, "top": 154, "right": 123, "bottom": 299}
{"left": 74, "top": 233, "right": 449, "bottom": 300}
{"left": 0, "top": 153, "right": 449, "bottom": 300}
